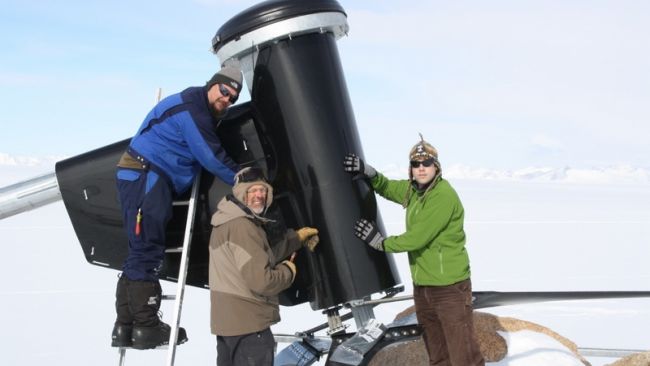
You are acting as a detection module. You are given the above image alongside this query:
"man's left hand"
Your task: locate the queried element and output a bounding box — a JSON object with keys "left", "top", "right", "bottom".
{"left": 354, "top": 219, "right": 385, "bottom": 251}
{"left": 296, "top": 227, "right": 319, "bottom": 252}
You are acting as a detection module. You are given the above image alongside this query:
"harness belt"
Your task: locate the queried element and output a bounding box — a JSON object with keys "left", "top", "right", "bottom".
{"left": 117, "top": 147, "right": 174, "bottom": 189}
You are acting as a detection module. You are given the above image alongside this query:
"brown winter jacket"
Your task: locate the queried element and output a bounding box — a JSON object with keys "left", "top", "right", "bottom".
{"left": 209, "top": 197, "right": 301, "bottom": 336}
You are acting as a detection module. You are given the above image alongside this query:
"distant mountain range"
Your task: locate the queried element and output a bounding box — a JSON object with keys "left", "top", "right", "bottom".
{"left": 2, "top": 153, "right": 649, "bottom": 185}
{"left": 382, "top": 163, "right": 650, "bottom": 184}
{"left": 0, "top": 153, "right": 63, "bottom": 167}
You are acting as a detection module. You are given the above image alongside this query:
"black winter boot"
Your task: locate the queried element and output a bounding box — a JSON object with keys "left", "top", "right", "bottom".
{"left": 127, "top": 279, "right": 188, "bottom": 350}
{"left": 111, "top": 274, "right": 133, "bottom": 347}
{"left": 132, "top": 323, "right": 188, "bottom": 350}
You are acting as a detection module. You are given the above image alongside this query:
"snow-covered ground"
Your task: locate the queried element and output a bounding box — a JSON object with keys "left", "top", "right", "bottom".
{"left": 494, "top": 330, "right": 588, "bottom": 366}
{"left": 0, "top": 163, "right": 648, "bottom": 365}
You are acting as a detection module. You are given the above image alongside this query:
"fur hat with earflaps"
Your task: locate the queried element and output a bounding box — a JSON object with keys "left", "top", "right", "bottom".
{"left": 408, "top": 133, "right": 441, "bottom": 182}
{"left": 409, "top": 134, "right": 438, "bottom": 161}
{"left": 403, "top": 133, "right": 442, "bottom": 207}
{"left": 232, "top": 166, "right": 274, "bottom": 209}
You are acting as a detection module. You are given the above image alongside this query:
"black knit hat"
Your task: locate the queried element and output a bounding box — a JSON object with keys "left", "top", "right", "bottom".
{"left": 206, "top": 66, "right": 243, "bottom": 94}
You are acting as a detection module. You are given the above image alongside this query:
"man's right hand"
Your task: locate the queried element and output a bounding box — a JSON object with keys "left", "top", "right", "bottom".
{"left": 343, "top": 153, "right": 376, "bottom": 178}
{"left": 282, "top": 259, "right": 296, "bottom": 281}
{"left": 354, "top": 219, "right": 385, "bottom": 251}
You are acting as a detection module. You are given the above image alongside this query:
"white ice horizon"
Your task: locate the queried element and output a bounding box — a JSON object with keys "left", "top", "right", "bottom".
{"left": 2, "top": 152, "right": 650, "bottom": 186}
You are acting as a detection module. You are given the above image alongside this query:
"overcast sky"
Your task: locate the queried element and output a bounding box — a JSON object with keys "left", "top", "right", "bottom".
{"left": 1, "top": 0, "right": 649, "bottom": 173}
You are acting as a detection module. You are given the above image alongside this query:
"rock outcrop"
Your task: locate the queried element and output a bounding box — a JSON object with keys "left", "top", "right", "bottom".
{"left": 608, "top": 352, "right": 650, "bottom": 366}
{"left": 368, "top": 306, "right": 590, "bottom": 366}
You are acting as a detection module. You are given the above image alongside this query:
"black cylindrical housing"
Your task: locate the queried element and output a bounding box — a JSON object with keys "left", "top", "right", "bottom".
{"left": 250, "top": 32, "right": 400, "bottom": 309}
{"left": 212, "top": 0, "right": 400, "bottom": 309}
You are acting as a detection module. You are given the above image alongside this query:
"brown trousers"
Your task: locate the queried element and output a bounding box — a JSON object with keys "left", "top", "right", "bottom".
{"left": 413, "top": 279, "right": 485, "bottom": 366}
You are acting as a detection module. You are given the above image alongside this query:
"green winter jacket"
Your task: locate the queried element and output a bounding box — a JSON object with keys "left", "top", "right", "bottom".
{"left": 371, "top": 173, "right": 471, "bottom": 286}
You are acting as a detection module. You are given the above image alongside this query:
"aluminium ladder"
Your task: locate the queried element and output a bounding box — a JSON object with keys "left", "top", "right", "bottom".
{"left": 118, "top": 172, "right": 201, "bottom": 366}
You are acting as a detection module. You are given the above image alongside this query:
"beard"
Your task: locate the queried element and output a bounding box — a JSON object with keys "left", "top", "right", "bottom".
{"left": 210, "top": 100, "right": 227, "bottom": 118}
{"left": 250, "top": 204, "right": 265, "bottom": 214}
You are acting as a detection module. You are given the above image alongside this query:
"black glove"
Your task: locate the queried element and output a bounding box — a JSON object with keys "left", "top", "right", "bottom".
{"left": 343, "top": 153, "right": 376, "bottom": 178}
{"left": 354, "top": 219, "right": 385, "bottom": 251}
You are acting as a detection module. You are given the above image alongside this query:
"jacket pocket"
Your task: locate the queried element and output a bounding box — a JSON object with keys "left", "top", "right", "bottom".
{"left": 145, "top": 171, "right": 159, "bottom": 194}
{"left": 117, "top": 169, "right": 142, "bottom": 182}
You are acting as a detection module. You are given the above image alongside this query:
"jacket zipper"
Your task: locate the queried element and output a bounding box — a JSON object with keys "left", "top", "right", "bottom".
{"left": 438, "top": 246, "right": 444, "bottom": 274}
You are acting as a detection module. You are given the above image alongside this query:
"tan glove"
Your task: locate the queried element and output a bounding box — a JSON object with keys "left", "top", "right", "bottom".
{"left": 281, "top": 260, "right": 296, "bottom": 281}
{"left": 296, "top": 227, "right": 319, "bottom": 252}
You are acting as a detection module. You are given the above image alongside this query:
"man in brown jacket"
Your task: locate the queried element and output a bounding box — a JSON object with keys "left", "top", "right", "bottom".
{"left": 209, "top": 167, "right": 319, "bottom": 366}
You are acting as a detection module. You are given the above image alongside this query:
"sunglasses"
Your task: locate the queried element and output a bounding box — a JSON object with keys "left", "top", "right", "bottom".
{"left": 410, "top": 158, "right": 436, "bottom": 168}
{"left": 218, "top": 84, "right": 239, "bottom": 104}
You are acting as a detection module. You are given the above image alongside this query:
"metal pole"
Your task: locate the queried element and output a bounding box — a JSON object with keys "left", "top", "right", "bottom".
{"left": 579, "top": 348, "right": 648, "bottom": 358}
{"left": 118, "top": 348, "right": 126, "bottom": 366}
{"left": 165, "top": 173, "right": 201, "bottom": 366}
{"left": 0, "top": 172, "right": 61, "bottom": 220}
{"left": 349, "top": 297, "right": 376, "bottom": 329}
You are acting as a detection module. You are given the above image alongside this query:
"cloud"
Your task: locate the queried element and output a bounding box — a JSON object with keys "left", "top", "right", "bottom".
{"left": 189, "top": 0, "right": 258, "bottom": 8}
{"left": 0, "top": 153, "right": 62, "bottom": 167}
{"left": 562, "top": 165, "right": 650, "bottom": 185}
{"left": 2, "top": 152, "right": 647, "bottom": 186}
{"left": 530, "top": 134, "right": 562, "bottom": 150}
{"left": 0, "top": 72, "right": 46, "bottom": 88}
{"left": 341, "top": 2, "right": 650, "bottom": 168}
{"left": 381, "top": 163, "right": 650, "bottom": 185}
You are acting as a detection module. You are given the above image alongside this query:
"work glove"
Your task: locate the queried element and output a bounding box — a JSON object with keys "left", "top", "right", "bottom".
{"left": 281, "top": 259, "right": 297, "bottom": 281}
{"left": 296, "top": 227, "right": 320, "bottom": 252}
{"left": 343, "top": 153, "right": 377, "bottom": 178}
{"left": 354, "top": 219, "right": 385, "bottom": 251}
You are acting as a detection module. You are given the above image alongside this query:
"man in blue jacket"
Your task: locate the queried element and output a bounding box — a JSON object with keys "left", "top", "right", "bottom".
{"left": 111, "top": 66, "right": 243, "bottom": 349}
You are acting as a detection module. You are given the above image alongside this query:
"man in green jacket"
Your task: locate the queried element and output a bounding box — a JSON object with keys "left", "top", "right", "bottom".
{"left": 343, "top": 134, "right": 484, "bottom": 366}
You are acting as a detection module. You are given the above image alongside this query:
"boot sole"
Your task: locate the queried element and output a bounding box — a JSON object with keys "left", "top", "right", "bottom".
{"left": 131, "top": 342, "right": 164, "bottom": 350}
{"left": 111, "top": 341, "right": 134, "bottom": 348}
{"left": 131, "top": 337, "right": 188, "bottom": 350}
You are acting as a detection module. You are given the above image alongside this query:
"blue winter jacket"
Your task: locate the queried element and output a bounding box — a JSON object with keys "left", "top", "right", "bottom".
{"left": 129, "top": 86, "right": 239, "bottom": 193}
